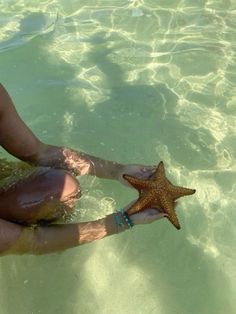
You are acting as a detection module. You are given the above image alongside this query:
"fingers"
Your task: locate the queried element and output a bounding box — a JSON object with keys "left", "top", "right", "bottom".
{"left": 130, "top": 207, "right": 168, "bottom": 225}
{"left": 120, "top": 164, "right": 157, "bottom": 183}
{"left": 147, "top": 208, "right": 168, "bottom": 219}
{"left": 155, "top": 212, "right": 168, "bottom": 220}
{"left": 138, "top": 165, "right": 156, "bottom": 179}
{"left": 147, "top": 208, "right": 160, "bottom": 215}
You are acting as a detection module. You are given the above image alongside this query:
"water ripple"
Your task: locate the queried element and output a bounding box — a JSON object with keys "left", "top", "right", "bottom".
{"left": 1, "top": 0, "right": 236, "bottom": 312}
{"left": 0, "top": 2, "right": 58, "bottom": 52}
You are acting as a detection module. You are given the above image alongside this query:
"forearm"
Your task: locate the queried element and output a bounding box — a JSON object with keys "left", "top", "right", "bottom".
{"left": 34, "top": 144, "right": 123, "bottom": 180}
{"left": 7, "top": 214, "right": 128, "bottom": 255}
{"left": 0, "top": 84, "right": 122, "bottom": 180}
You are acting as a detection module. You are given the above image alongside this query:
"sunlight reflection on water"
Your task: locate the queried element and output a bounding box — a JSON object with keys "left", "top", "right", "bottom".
{"left": 0, "top": 0, "right": 236, "bottom": 313}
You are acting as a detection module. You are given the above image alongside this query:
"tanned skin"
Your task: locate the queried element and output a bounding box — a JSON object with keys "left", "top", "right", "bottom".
{"left": 0, "top": 84, "right": 165, "bottom": 255}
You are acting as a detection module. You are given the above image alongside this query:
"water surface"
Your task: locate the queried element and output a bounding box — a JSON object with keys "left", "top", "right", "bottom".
{"left": 0, "top": 1, "right": 236, "bottom": 313}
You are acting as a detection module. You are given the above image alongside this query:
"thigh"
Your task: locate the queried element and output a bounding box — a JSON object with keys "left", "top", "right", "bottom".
{"left": 0, "top": 167, "right": 81, "bottom": 225}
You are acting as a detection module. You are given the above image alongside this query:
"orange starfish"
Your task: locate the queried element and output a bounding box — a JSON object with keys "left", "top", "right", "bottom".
{"left": 123, "top": 161, "right": 196, "bottom": 230}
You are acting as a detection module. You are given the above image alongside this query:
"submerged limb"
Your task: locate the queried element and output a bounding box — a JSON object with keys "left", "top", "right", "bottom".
{"left": 0, "top": 213, "right": 126, "bottom": 255}
{"left": 0, "top": 167, "right": 81, "bottom": 225}
{"left": 34, "top": 145, "right": 124, "bottom": 179}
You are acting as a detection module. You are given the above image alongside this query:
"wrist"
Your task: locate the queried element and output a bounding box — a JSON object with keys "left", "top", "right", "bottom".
{"left": 110, "top": 162, "right": 124, "bottom": 181}
{"left": 104, "top": 213, "right": 121, "bottom": 236}
{"left": 84, "top": 156, "right": 124, "bottom": 180}
{"left": 105, "top": 211, "right": 134, "bottom": 236}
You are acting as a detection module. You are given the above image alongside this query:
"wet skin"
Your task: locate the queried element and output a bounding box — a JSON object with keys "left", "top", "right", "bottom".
{"left": 0, "top": 167, "right": 80, "bottom": 226}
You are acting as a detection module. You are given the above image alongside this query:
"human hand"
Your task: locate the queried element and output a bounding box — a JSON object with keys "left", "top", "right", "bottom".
{"left": 123, "top": 201, "right": 168, "bottom": 225}
{"left": 130, "top": 208, "right": 167, "bottom": 225}
{"left": 117, "top": 164, "right": 156, "bottom": 187}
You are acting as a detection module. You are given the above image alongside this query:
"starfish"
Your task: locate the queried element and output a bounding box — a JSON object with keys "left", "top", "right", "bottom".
{"left": 123, "top": 161, "right": 196, "bottom": 230}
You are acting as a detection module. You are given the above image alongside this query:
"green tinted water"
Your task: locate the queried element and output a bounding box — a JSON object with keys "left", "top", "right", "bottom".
{"left": 0, "top": 1, "right": 236, "bottom": 313}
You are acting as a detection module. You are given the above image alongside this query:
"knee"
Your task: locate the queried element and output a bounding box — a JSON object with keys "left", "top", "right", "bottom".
{"left": 41, "top": 168, "right": 81, "bottom": 203}
{"left": 37, "top": 171, "right": 81, "bottom": 224}
{"left": 59, "top": 171, "right": 81, "bottom": 202}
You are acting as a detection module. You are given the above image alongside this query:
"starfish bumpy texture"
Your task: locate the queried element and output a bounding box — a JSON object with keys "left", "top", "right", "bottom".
{"left": 124, "top": 161, "right": 196, "bottom": 230}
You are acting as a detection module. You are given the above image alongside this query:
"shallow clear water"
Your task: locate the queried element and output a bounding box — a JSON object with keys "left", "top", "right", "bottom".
{"left": 0, "top": 0, "right": 236, "bottom": 313}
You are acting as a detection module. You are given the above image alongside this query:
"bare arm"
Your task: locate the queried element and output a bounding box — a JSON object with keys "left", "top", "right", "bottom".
{"left": 0, "top": 83, "right": 123, "bottom": 179}
{"left": 0, "top": 84, "right": 156, "bottom": 182}
{"left": 0, "top": 204, "right": 166, "bottom": 255}
{"left": 34, "top": 145, "right": 124, "bottom": 179}
{"left": 0, "top": 214, "right": 125, "bottom": 255}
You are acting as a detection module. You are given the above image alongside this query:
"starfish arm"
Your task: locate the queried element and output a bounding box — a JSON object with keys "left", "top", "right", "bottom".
{"left": 126, "top": 194, "right": 153, "bottom": 216}
{"left": 153, "top": 161, "right": 166, "bottom": 181}
{"left": 160, "top": 195, "right": 181, "bottom": 230}
{"left": 123, "top": 174, "right": 149, "bottom": 190}
{"left": 123, "top": 161, "right": 195, "bottom": 230}
{"left": 169, "top": 185, "right": 196, "bottom": 200}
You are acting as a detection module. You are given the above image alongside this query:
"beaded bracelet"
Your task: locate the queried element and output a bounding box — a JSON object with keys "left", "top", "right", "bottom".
{"left": 114, "top": 212, "right": 123, "bottom": 228}
{"left": 118, "top": 208, "right": 134, "bottom": 228}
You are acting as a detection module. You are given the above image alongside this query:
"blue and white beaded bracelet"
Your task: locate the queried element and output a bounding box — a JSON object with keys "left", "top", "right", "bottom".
{"left": 118, "top": 208, "right": 134, "bottom": 228}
